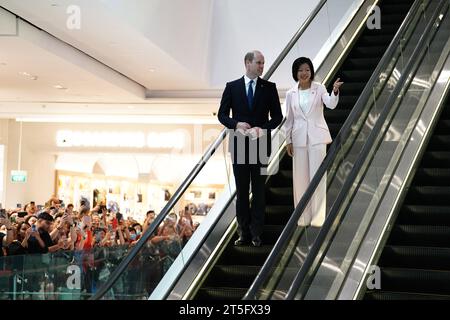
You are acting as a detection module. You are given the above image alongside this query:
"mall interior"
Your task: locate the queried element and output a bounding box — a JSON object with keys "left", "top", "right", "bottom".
{"left": 0, "top": 0, "right": 450, "bottom": 301}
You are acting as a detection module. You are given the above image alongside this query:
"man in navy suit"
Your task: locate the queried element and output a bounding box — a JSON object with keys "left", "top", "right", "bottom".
{"left": 218, "top": 50, "right": 282, "bottom": 247}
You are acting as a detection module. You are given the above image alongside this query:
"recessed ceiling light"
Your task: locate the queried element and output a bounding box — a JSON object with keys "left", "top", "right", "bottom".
{"left": 19, "top": 71, "right": 38, "bottom": 80}
{"left": 149, "top": 68, "right": 155, "bottom": 73}
{"left": 54, "top": 84, "right": 68, "bottom": 90}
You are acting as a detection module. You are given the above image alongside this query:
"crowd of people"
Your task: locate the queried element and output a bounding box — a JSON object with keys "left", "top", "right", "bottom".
{"left": 0, "top": 197, "right": 198, "bottom": 259}
{"left": 0, "top": 196, "right": 201, "bottom": 299}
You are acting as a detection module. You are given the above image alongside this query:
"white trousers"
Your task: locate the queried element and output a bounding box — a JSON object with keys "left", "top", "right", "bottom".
{"left": 292, "top": 143, "right": 327, "bottom": 227}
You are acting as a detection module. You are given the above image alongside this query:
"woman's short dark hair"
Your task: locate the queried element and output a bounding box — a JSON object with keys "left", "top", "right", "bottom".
{"left": 292, "top": 57, "right": 315, "bottom": 82}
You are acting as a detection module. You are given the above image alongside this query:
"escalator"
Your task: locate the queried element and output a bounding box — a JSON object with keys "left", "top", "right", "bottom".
{"left": 193, "top": 0, "right": 415, "bottom": 300}
{"left": 240, "top": 0, "right": 450, "bottom": 300}
{"left": 365, "top": 93, "right": 450, "bottom": 300}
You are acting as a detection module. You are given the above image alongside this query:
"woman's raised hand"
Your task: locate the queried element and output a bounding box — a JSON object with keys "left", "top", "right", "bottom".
{"left": 333, "top": 78, "right": 344, "bottom": 94}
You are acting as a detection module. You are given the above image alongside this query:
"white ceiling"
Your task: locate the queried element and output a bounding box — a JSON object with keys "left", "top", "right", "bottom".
{"left": 0, "top": 0, "right": 218, "bottom": 122}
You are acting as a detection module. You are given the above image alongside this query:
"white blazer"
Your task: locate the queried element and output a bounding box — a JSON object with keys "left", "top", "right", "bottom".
{"left": 283, "top": 81, "right": 339, "bottom": 147}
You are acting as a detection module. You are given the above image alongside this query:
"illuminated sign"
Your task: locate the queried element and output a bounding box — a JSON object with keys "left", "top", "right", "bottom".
{"left": 11, "top": 170, "right": 27, "bottom": 183}
{"left": 56, "top": 130, "right": 185, "bottom": 149}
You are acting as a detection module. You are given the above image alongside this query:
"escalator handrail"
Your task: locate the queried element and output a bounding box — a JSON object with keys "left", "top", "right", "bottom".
{"left": 285, "top": 0, "right": 448, "bottom": 300}
{"left": 244, "top": 0, "right": 426, "bottom": 300}
{"left": 90, "top": 0, "right": 328, "bottom": 300}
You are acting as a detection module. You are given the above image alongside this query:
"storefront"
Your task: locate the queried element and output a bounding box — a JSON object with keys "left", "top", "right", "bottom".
{"left": 1, "top": 120, "right": 228, "bottom": 224}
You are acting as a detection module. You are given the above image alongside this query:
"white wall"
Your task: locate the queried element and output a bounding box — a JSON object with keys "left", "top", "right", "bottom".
{"left": 209, "top": 0, "right": 359, "bottom": 89}
{"left": 0, "top": 120, "right": 8, "bottom": 207}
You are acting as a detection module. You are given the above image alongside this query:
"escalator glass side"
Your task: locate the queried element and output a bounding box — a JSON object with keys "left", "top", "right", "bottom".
{"left": 301, "top": 1, "right": 450, "bottom": 300}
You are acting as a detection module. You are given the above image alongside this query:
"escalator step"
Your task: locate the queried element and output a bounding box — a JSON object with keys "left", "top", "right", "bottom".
{"left": 279, "top": 155, "right": 292, "bottom": 170}
{"left": 434, "top": 119, "right": 450, "bottom": 134}
{"left": 365, "top": 290, "right": 450, "bottom": 300}
{"left": 327, "top": 123, "right": 342, "bottom": 138}
{"left": 337, "top": 95, "right": 360, "bottom": 107}
{"left": 269, "top": 170, "right": 293, "bottom": 188}
{"left": 426, "top": 135, "right": 450, "bottom": 151}
{"left": 365, "top": 24, "right": 406, "bottom": 35}
{"left": 337, "top": 82, "right": 366, "bottom": 94}
{"left": 195, "top": 287, "right": 248, "bottom": 300}
{"left": 377, "top": 268, "right": 450, "bottom": 295}
{"left": 412, "top": 168, "right": 450, "bottom": 186}
{"left": 231, "top": 225, "right": 285, "bottom": 245}
{"left": 420, "top": 151, "right": 450, "bottom": 168}
{"left": 358, "top": 34, "right": 395, "bottom": 46}
{"left": 343, "top": 58, "right": 380, "bottom": 69}
{"left": 218, "top": 245, "right": 273, "bottom": 266}
{"left": 324, "top": 109, "right": 351, "bottom": 122}
{"left": 267, "top": 187, "right": 293, "bottom": 205}
{"left": 265, "top": 205, "right": 295, "bottom": 225}
{"left": 340, "top": 70, "right": 373, "bottom": 82}
{"left": 398, "top": 205, "right": 450, "bottom": 226}
{"left": 352, "top": 46, "right": 388, "bottom": 57}
{"left": 404, "top": 186, "right": 450, "bottom": 205}
{"left": 379, "top": 245, "right": 450, "bottom": 270}
{"left": 388, "top": 225, "right": 450, "bottom": 247}
{"left": 204, "top": 265, "right": 260, "bottom": 288}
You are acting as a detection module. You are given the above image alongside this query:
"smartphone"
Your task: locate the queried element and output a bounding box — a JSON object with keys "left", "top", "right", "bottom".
{"left": 16, "top": 203, "right": 22, "bottom": 209}
{"left": 31, "top": 224, "right": 37, "bottom": 232}
{"left": 18, "top": 211, "right": 27, "bottom": 218}
{"left": 0, "top": 209, "right": 7, "bottom": 219}
{"left": 37, "top": 205, "right": 44, "bottom": 211}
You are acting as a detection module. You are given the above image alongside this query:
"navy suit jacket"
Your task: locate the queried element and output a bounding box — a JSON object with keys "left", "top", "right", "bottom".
{"left": 218, "top": 76, "right": 282, "bottom": 163}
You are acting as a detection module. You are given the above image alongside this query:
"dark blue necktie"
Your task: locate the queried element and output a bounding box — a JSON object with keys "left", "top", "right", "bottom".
{"left": 247, "top": 80, "right": 254, "bottom": 111}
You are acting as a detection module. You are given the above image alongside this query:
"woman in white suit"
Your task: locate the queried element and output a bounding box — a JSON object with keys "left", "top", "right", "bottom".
{"left": 283, "top": 57, "right": 343, "bottom": 227}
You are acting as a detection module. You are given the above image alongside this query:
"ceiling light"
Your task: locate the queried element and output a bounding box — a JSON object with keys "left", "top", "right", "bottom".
{"left": 19, "top": 71, "right": 38, "bottom": 80}
{"left": 54, "top": 84, "right": 68, "bottom": 90}
{"left": 149, "top": 68, "right": 155, "bottom": 73}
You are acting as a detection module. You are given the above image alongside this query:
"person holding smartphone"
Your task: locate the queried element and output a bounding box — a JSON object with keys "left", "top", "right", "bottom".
{"left": 0, "top": 210, "right": 14, "bottom": 257}
{"left": 27, "top": 212, "right": 64, "bottom": 254}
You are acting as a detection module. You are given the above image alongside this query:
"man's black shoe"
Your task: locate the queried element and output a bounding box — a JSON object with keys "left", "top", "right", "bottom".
{"left": 234, "top": 237, "right": 250, "bottom": 246}
{"left": 252, "top": 236, "right": 262, "bottom": 247}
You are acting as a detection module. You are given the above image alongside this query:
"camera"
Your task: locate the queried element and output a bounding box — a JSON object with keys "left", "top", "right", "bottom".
{"left": 0, "top": 209, "right": 7, "bottom": 220}
{"left": 17, "top": 211, "right": 27, "bottom": 218}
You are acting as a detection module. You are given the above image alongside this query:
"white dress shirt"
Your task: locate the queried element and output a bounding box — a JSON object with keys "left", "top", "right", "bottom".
{"left": 298, "top": 88, "right": 311, "bottom": 115}
{"left": 244, "top": 75, "right": 257, "bottom": 96}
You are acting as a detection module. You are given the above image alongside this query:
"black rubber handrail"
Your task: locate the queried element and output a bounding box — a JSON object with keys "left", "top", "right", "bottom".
{"left": 90, "top": 0, "right": 328, "bottom": 300}
{"left": 285, "top": 0, "right": 448, "bottom": 300}
{"left": 244, "top": 0, "right": 426, "bottom": 300}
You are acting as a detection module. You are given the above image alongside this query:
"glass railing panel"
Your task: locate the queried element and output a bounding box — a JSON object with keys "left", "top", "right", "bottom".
{"left": 96, "top": 132, "right": 234, "bottom": 299}
{"left": 0, "top": 246, "right": 128, "bottom": 300}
